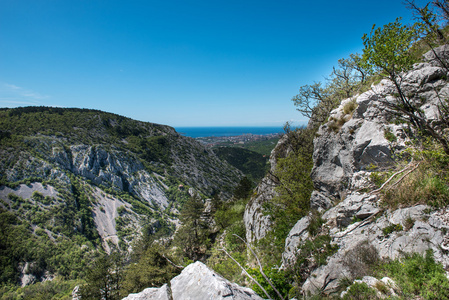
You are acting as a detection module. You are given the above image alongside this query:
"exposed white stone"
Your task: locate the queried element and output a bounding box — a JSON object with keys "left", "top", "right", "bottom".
{"left": 122, "top": 262, "right": 263, "bottom": 300}
{"left": 122, "top": 284, "right": 171, "bottom": 300}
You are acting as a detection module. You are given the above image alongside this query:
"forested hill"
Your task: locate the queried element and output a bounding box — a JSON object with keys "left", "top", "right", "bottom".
{"left": 0, "top": 106, "right": 242, "bottom": 194}
{"left": 0, "top": 106, "right": 242, "bottom": 289}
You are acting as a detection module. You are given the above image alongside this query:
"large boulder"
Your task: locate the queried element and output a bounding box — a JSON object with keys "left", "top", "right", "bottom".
{"left": 122, "top": 261, "right": 263, "bottom": 300}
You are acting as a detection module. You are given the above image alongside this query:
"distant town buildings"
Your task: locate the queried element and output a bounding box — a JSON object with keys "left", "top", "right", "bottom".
{"left": 195, "top": 133, "right": 281, "bottom": 147}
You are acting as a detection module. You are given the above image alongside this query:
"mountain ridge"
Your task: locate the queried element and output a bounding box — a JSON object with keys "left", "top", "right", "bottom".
{"left": 0, "top": 106, "right": 243, "bottom": 286}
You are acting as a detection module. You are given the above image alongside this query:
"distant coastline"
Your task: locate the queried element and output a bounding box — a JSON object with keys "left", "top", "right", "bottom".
{"left": 175, "top": 126, "right": 284, "bottom": 138}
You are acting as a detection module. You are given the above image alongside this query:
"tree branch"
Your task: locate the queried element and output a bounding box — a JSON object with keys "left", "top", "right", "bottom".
{"left": 371, "top": 161, "right": 414, "bottom": 194}
{"left": 233, "top": 234, "right": 285, "bottom": 300}
{"left": 161, "top": 254, "right": 184, "bottom": 270}
{"left": 219, "top": 248, "right": 272, "bottom": 300}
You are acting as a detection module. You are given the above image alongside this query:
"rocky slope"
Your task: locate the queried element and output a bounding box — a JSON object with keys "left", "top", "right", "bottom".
{"left": 280, "top": 45, "right": 449, "bottom": 295}
{"left": 0, "top": 107, "right": 242, "bottom": 284}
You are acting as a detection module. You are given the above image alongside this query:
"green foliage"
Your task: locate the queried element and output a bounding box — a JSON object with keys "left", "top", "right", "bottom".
{"left": 382, "top": 223, "right": 403, "bottom": 236}
{"left": 0, "top": 207, "right": 98, "bottom": 286}
{"left": 248, "top": 267, "right": 292, "bottom": 300}
{"left": 232, "top": 177, "right": 254, "bottom": 200}
{"left": 207, "top": 249, "right": 247, "bottom": 286}
{"left": 377, "top": 250, "right": 449, "bottom": 300}
{"left": 78, "top": 253, "right": 124, "bottom": 300}
{"left": 0, "top": 107, "right": 172, "bottom": 146}
{"left": 214, "top": 197, "right": 247, "bottom": 231}
{"left": 289, "top": 234, "right": 339, "bottom": 285}
{"left": 307, "top": 212, "right": 325, "bottom": 236}
{"left": 214, "top": 147, "right": 269, "bottom": 183}
{"left": 68, "top": 176, "right": 99, "bottom": 241}
{"left": 383, "top": 128, "right": 397, "bottom": 143}
{"left": 0, "top": 278, "right": 81, "bottom": 300}
{"left": 31, "top": 191, "right": 44, "bottom": 202}
{"left": 380, "top": 146, "right": 449, "bottom": 209}
{"left": 172, "top": 195, "right": 210, "bottom": 261}
{"left": 259, "top": 127, "right": 315, "bottom": 263}
{"left": 362, "top": 18, "right": 419, "bottom": 79}
{"left": 121, "top": 244, "right": 179, "bottom": 295}
{"left": 229, "top": 136, "right": 280, "bottom": 156}
{"left": 126, "top": 135, "right": 172, "bottom": 165}
{"left": 343, "top": 282, "right": 379, "bottom": 300}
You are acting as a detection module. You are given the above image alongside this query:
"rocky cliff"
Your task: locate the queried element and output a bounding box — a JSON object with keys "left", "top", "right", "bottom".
{"left": 280, "top": 45, "right": 449, "bottom": 296}
{"left": 243, "top": 134, "right": 292, "bottom": 243}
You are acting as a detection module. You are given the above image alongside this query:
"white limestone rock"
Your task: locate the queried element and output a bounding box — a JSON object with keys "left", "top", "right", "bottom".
{"left": 122, "top": 262, "right": 263, "bottom": 300}
{"left": 122, "top": 284, "right": 171, "bottom": 300}
{"left": 301, "top": 204, "right": 449, "bottom": 295}
{"left": 282, "top": 215, "right": 310, "bottom": 268}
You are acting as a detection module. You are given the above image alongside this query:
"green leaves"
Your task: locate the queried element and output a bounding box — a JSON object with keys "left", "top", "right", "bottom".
{"left": 362, "top": 18, "right": 420, "bottom": 78}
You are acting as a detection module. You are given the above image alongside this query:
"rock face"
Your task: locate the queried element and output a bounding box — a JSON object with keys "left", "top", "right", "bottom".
{"left": 122, "top": 261, "right": 263, "bottom": 300}
{"left": 299, "top": 202, "right": 449, "bottom": 294}
{"left": 280, "top": 46, "right": 449, "bottom": 295}
{"left": 244, "top": 134, "right": 293, "bottom": 243}
{"left": 311, "top": 47, "right": 449, "bottom": 201}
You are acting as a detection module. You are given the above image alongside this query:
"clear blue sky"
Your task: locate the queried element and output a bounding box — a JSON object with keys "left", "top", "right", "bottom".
{"left": 0, "top": 0, "right": 424, "bottom": 127}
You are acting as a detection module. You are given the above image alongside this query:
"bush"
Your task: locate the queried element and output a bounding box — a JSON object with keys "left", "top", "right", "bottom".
{"left": 343, "top": 282, "right": 379, "bottom": 300}
{"left": 343, "top": 98, "right": 358, "bottom": 115}
{"left": 0, "top": 278, "right": 81, "bottom": 300}
{"left": 342, "top": 241, "right": 380, "bottom": 280}
{"left": 382, "top": 223, "right": 403, "bottom": 236}
{"left": 290, "top": 234, "right": 339, "bottom": 285}
{"left": 377, "top": 250, "right": 449, "bottom": 300}
{"left": 378, "top": 146, "right": 449, "bottom": 209}
{"left": 248, "top": 267, "right": 291, "bottom": 300}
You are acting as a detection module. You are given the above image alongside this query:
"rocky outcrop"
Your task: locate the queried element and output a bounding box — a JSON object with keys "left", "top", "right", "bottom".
{"left": 300, "top": 202, "right": 449, "bottom": 295}
{"left": 311, "top": 47, "right": 449, "bottom": 201}
{"left": 244, "top": 134, "right": 293, "bottom": 243}
{"left": 281, "top": 46, "right": 449, "bottom": 296}
{"left": 122, "top": 261, "right": 263, "bottom": 300}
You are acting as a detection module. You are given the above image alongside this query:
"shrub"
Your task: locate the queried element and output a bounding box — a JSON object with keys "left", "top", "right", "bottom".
{"left": 379, "top": 146, "right": 449, "bottom": 209}
{"left": 248, "top": 267, "right": 291, "bottom": 300}
{"left": 377, "top": 250, "right": 449, "bottom": 300}
{"left": 343, "top": 282, "right": 379, "bottom": 300}
{"left": 290, "top": 234, "right": 339, "bottom": 284}
{"left": 32, "top": 191, "right": 44, "bottom": 201}
{"left": 382, "top": 223, "right": 403, "bottom": 236}
{"left": 342, "top": 241, "right": 380, "bottom": 280}
{"left": 343, "top": 99, "right": 358, "bottom": 115}
{"left": 384, "top": 128, "right": 397, "bottom": 143}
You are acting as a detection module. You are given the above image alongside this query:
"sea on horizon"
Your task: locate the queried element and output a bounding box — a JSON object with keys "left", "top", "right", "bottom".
{"left": 175, "top": 126, "right": 284, "bottom": 138}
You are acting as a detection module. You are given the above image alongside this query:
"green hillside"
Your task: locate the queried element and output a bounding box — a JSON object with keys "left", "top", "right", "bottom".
{"left": 213, "top": 147, "right": 269, "bottom": 183}
{"left": 0, "top": 106, "right": 242, "bottom": 295}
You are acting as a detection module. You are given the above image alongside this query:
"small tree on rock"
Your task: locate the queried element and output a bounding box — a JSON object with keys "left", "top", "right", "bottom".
{"left": 362, "top": 18, "right": 449, "bottom": 154}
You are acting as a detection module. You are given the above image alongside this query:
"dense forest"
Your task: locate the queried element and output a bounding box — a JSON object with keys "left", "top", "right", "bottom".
{"left": 2, "top": 1, "right": 449, "bottom": 299}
